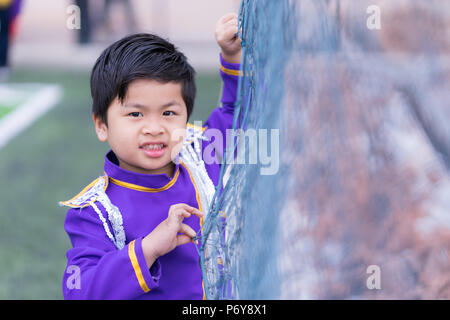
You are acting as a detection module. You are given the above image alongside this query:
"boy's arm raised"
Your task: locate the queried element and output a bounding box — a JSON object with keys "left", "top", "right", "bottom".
{"left": 202, "top": 13, "right": 242, "bottom": 161}
{"left": 214, "top": 12, "right": 242, "bottom": 117}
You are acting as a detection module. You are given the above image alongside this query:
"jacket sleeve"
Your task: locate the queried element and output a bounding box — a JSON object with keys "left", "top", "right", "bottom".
{"left": 62, "top": 205, "right": 161, "bottom": 300}
{"left": 203, "top": 53, "right": 241, "bottom": 162}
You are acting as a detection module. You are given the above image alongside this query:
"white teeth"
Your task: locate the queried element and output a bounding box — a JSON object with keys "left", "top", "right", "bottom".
{"left": 143, "top": 144, "right": 164, "bottom": 150}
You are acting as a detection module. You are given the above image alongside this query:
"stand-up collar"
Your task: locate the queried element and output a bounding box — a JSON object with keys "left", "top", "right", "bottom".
{"left": 104, "top": 151, "right": 180, "bottom": 192}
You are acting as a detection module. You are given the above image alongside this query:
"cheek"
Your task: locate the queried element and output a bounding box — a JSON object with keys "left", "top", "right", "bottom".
{"left": 170, "top": 122, "right": 187, "bottom": 142}
{"left": 107, "top": 124, "right": 136, "bottom": 149}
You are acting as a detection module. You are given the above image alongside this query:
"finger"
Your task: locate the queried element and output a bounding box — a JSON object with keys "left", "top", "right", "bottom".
{"left": 176, "top": 203, "right": 202, "bottom": 216}
{"left": 220, "top": 12, "right": 238, "bottom": 24}
{"left": 167, "top": 208, "right": 190, "bottom": 226}
{"left": 223, "top": 26, "right": 239, "bottom": 41}
{"left": 223, "top": 20, "right": 239, "bottom": 32}
{"left": 169, "top": 204, "right": 196, "bottom": 217}
{"left": 224, "top": 17, "right": 238, "bottom": 27}
{"left": 174, "top": 203, "right": 195, "bottom": 211}
{"left": 220, "top": 19, "right": 238, "bottom": 34}
{"left": 184, "top": 205, "right": 203, "bottom": 218}
{"left": 179, "top": 223, "right": 197, "bottom": 239}
{"left": 179, "top": 209, "right": 191, "bottom": 219}
{"left": 176, "top": 234, "right": 192, "bottom": 246}
{"left": 170, "top": 203, "right": 191, "bottom": 211}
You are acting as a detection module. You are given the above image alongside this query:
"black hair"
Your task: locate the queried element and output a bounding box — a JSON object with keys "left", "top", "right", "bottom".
{"left": 90, "top": 33, "right": 196, "bottom": 124}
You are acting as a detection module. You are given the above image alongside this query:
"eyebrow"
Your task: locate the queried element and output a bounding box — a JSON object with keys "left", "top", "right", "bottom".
{"left": 123, "top": 101, "right": 182, "bottom": 109}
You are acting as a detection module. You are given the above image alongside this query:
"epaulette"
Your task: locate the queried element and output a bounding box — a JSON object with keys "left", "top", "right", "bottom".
{"left": 59, "top": 175, "right": 125, "bottom": 250}
{"left": 59, "top": 175, "right": 108, "bottom": 208}
{"left": 186, "top": 122, "right": 208, "bottom": 145}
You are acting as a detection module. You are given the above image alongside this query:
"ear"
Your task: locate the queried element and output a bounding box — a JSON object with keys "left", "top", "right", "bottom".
{"left": 93, "top": 113, "right": 108, "bottom": 142}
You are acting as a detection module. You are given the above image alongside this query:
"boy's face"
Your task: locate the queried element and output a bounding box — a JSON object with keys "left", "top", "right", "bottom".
{"left": 94, "top": 79, "right": 188, "bottom": 176}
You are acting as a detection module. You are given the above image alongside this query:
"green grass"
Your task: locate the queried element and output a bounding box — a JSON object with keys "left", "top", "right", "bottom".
{"left": 0, "top": 106, "right": 13, "bottom": 118}
{"left": 0, "top": 68, "right": 222, "bottom": 299}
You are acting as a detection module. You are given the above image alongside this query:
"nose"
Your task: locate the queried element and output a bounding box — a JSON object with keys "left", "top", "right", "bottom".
{"left": 142, "top": 117, "right": 164, "bottom": 136}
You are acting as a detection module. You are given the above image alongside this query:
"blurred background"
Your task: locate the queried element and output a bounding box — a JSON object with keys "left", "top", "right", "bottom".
{"left": 0, "top": 0, "right": 239, "bottom": 299}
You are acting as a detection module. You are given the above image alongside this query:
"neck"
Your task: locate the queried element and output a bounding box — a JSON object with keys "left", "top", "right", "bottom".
{"left": 156, "top": 161, "right": 176, "bottom": 178}
{"left": 118, "top": 159, "right": 176, "bottom": 178}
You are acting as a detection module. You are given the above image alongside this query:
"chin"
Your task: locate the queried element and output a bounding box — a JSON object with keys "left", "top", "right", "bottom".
{"left": 141, "top": 159, "right": 174, "bottom": 172}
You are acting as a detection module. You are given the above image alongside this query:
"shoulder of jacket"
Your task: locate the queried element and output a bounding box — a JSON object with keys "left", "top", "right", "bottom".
{"left": 186, "top": 122, "right": 206, "bottom": 137}
{"left": 184, "top": 122, "right": 209, "bottom": 147}
{"left": 59, "top": 175, "right": 108, "bottom": 209}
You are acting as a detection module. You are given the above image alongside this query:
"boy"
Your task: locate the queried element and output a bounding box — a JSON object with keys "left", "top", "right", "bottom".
{"left": 60, "top": 13, "right": 241, "bottom": 299}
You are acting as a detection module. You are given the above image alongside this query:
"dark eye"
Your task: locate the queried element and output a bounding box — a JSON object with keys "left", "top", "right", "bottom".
{"left": 128, "top": 112, "right": 142, "bottom": 118}
{"left": 163, "top": 111, "right": 175, "bottom": 116}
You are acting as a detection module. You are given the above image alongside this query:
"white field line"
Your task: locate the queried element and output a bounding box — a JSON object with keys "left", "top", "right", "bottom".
{"left": 0, "top": 84, "right": 62, "bottom": 150}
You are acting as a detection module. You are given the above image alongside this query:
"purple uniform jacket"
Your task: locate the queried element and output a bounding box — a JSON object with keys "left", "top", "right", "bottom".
{"left": 61, "top": 55, "right": 240, "bottom": 300}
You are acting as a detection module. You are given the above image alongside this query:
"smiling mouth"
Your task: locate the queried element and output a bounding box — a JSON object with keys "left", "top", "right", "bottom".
{"left": 140, "top": 143, "right": 165, "bottom": 150}
{"left": 140, "top": 143, "right": 167, "bottom": 158}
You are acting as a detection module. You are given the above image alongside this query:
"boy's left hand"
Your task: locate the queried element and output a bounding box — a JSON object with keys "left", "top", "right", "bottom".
{"left": 215, "top": 13, "right": 242, "bottom": 64}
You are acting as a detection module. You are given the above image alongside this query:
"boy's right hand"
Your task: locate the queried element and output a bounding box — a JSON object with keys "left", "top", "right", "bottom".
{"left": 215, "top": 12, "right": 242, "bottom": 64}
{"left": 142, "top": 204, "right": 203, "bottom": 268}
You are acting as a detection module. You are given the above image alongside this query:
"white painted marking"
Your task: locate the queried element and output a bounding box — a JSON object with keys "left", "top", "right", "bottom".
{"left": 0, "top": 84, "right": 62, "bottom": 150}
